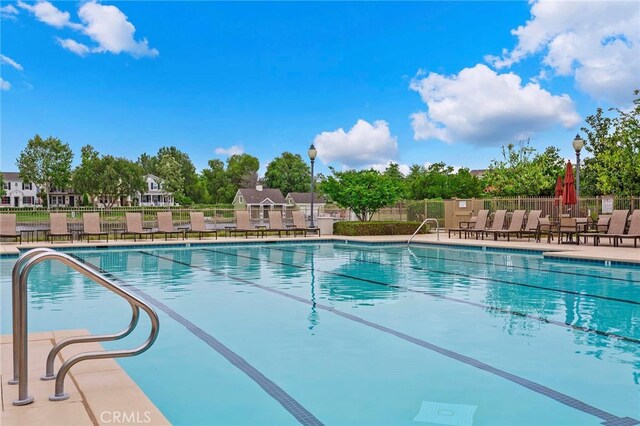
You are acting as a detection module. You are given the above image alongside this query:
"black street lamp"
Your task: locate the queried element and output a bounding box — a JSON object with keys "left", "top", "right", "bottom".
{"left": 308, "top": 143, "right": 317, "bottom": 228}
{"left": 572, "top": 134, "right": 585, "bottom": 201}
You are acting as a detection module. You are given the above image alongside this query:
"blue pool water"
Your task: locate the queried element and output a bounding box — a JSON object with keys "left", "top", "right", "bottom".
{"left": 1, "top": 242, "right": 639, "bottom": 425}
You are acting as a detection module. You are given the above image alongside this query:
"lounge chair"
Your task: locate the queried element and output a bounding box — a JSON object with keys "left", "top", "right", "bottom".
{"left": 608, "top": 210, "right": 640, "bottom": 248}
{"left": 492, "top": 210, "right": 526, "bottom": 241}
{"left": 289, "top": 210, "right": 320, "bottom": 237}
{"left": 0, "top": 214, "right": 21, "bottom": 244}
{"left": 471, "top": 210, "right": 506, "bottom": 240}
{"left": 48, "top": 213, "right": 72, "bottom": 243}
{"left": 449, "top": 210, "right": 489, "bottom": 239}
{"left": 586, "top": 210, "right": 629, "bottom": 246}
{"left": 229, "top": 211, "right": 263, "bottom": 238}
{"left": 155, "top": 212, "right": 183, "bottom": 240}
{"left": 184, "top": 212, "right": 217, "bottom": 240}
{"left": 518, "top": 210, "right": 542, "bottom": 241}
{"left": 79, "top": 212, "right": 109, "bottom": 243}
{"left": 121, "top": 212, "right": 155, "bottom": 242}
{"left": 267, "top": 213, "right": 290, "bottom": 238}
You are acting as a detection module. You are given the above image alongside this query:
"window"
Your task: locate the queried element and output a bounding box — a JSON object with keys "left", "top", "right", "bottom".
{"left": 1, "top": 196, "right": 9, "bottom": 205}
{"left": 23, "top": 196, "right": 34, "bottom": 205}
{"left": 149, "top": 181, "right": 157, "bottom": 190}
{"left": 3, "top": 182, "right": 9, "bottom": 190}
{"left": 22, "top": 182, "right": 32, "bottom": 190}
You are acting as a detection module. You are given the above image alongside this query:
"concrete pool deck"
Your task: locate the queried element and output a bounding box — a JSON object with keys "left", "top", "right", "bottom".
{"left": 0, "top": 330, "right": 169, "bottom": 426}
{"left": 1, "top": 232, "right": 638, "bottom": 264}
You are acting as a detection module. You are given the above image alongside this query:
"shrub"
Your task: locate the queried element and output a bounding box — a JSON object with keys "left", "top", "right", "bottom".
{"left": 333, "top": 221, "right": 428, "bottom": 236}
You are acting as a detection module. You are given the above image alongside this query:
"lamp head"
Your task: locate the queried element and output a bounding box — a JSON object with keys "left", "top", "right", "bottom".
{"left": 572, "top": 134, "right": 585, "bottom": 152}
{"left": 308, "top": 144, "right": 317, "bottom": 161}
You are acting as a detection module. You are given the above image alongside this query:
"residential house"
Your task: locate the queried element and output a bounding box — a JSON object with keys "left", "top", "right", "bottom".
{"left": 233, "top": 186, "right": 287, "bottom": 220}
{"left": 136, "top": 174, "right": 175, "bottom": 207}
{"left": 1, "top": 172, "right": 41, "bottom": 207}
{"left": 285, "top": 192, "right": 327, "bottom": 219}
{"left": 48, "top": 186, "right": 81, "bottom": 208}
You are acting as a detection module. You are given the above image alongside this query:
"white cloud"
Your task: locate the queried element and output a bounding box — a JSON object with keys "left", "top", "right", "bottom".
{"left": 486, "top": 0, "right": 640, "bottom": 103}
{"left": 0, "top": 54, "right": 23, "bottom": 71}
{"left": 17, "top": 0, "right": 82, "bottom": 29}
{"left": 409, "top": 64, "right": 580, "bottom": 145}
{"left": 56, "top": 38, "right": 90, "bottom": 57}
{"left": 0, "top": 78, "right": 11, "bottom": 90}
{"left": 18, "top": 1, "right": 158, "bottom": 59}
{"left": 369, "top": 162, "right": 411, "bottom": 176}
{"left": 77, "top": 2, "right": 158, "bottom": 58}
{"left": 214, "top": 145, "right": 245, "bottom": 156}
{"left": 1, "top": 4, "right": 19, "bottom": 19}
{"left": 313, "top": 119, "right": 398, "bottom": 168}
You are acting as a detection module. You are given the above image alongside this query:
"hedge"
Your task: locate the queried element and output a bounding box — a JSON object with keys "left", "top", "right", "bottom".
{"left": 333, "top": 221, "right": 428, "bottom": 236}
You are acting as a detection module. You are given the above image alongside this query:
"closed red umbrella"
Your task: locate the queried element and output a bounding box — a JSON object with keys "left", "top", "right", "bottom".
{"left": 554, "top": 175, "right": 563, "bottom": 206}
{"left": 562, "top": 161, "right": 577, "bottom": 206}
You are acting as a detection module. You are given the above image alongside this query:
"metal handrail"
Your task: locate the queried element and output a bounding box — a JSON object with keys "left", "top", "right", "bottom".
{"left": 408, "top": 218, "right": 440, "bottom": 244}
{"left": 11, "top": 249, "right": 159, "bottom": 405}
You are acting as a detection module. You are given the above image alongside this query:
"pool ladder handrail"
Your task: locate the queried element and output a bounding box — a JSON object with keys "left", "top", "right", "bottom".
{"left": 10, "top": 248, "right": 159, "bottom": 405}
{"left": 408, "top": 218, "right": 440, "bottom": 244}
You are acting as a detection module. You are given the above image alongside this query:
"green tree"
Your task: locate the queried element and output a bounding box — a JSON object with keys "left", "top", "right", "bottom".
{"left": 226, "top": 154, "right": 260, "bottom": 188}
{"left": 0, "top": 173, "right": 5, "bottom": 197}
{"left": 319, "top": 168, "right": 404, "bottom": 221}
{"left": 138, "top": 147, "right": 200, "bottom": 204}
{"left": 264, "top": 152, "right": 311, "bottom": 194}
{"left": 156, "top": 155, "right": 186, "bottom": 203}
{"left": 405, "top": 162, "right": 482, "bottom": 199}
{"left": 16, "top": 135, "right": 73, "bottom": 210}
{"left": 581, "top": 90, "right": 640, "bottom": 196}
{"left": 201, "top": 159, "right": 236, "bottom": 204}
{"left": 483, "top": 139, "right": 549, "bottom": 196}
{"left": 532, "top": 146, "right": 565, "bottom": 196}
{"left": 73, "top": 145, "right": 146, "bottom": 208}
{"left": 383, "top": 163, "right": 408, "bottom": 198}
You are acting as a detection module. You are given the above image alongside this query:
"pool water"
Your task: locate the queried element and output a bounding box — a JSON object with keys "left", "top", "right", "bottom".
{"left": 1, "top": 242, "right": 639, "bottom": 425}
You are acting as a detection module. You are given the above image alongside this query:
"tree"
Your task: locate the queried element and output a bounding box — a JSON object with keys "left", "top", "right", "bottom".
{"left": 264, "top": 152, "right": 311, "bottom": 194}
{"left": 0, "top": 173, "right": 5, "bottom": 197}
{"left": 482, "top": 139, "right": 549, "bottom": 196}
{"left": 16, "top": 135, "right": 73, "bottom": 209}
{"left": 580, "top": 90, "right": 640, "bottom": 196}
{"left": 201, "top": 159, "right": 236, "bottom": 204}
{"left": 532, "top": 146, "right": 565, "bottom": 196}
{"left": 226, "top": 154, "right": 260, "bottom": 188}
{"left": 405, "top": 162, "right": 482, "bottom": 199}
{"left": 383, "top": 163, "right": 408, "bottom": 198}
{"left": 319, "top": 168, "right": 404, "bottom": 221}
{"left": 73, "top": 145, "right": 145, "bottom": 208}
{"left": 156, "top": 155, "right": 185, "bottom": 202}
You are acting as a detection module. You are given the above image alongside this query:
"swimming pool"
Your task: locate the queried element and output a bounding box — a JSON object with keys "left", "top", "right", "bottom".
{"left": 1, "top": 242, "right": 639, "bottom": 425}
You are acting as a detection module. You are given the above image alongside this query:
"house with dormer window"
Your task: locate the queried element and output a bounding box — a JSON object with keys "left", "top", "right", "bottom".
{"left": 232, "top": 185, "right": 287, "bottom": 220}
{"left": 135, "top": 174, "right": 175, "bottom": 206}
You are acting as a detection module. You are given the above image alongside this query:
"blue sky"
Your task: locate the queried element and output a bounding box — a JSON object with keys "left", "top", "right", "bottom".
{"left": 1, "top": 1, "right": 639, "bottom": 176}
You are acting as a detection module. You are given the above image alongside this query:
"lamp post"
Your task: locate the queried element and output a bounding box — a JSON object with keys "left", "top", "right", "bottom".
{"left": 572, "top": 134, "right": 585, "bottom": 201}
{"left": 308, "top": 143, "right": 317, "bottom": 228}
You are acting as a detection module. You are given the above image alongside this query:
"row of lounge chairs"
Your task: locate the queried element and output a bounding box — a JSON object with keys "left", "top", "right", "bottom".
{"left": 0, "top": 210, "right": 320, "bottom": 244}
{"left": 448, "top": 209, "right": 640, "bottom": 247}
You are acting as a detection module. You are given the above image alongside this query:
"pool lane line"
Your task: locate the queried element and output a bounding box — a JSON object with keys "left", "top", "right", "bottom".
{"left": 270, "top": 246, "right": 640, "bottom": 307}
{"left": 203, "top": 247, "right": 640, "bottom": 345}
{"left": 139, "top": 249, "right": 638, "bottom": 426}
{"left": 68, "top": 253, "right": 324, "bottom": 426}
{"left": 334, "top": 243, "right": 640, "bottom": 284}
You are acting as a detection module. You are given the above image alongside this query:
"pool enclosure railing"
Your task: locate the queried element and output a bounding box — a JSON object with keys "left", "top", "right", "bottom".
{"left": 9, "top": 248, "right": 159, "bottom": 405}
{"left": 408, "top": 218, "right": 440, "bottom": 244}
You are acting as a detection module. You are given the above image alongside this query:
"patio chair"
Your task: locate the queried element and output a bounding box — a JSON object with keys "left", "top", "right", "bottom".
{"left": 535, "top": 217, "right": 554, "bottom": 243}
{"left": 449, "top": 210, "right": 489, "bottom": 239}
{"left": 79, "top": 212, "right": 109, "bottom": 243}
{"left": 48, "top": 213, "right": 72, "bottom": 243}
{"left": 229, "top": 211, "right": 263, "bottom": 238}
{"left": 0, "top": 214, "right": 21, "bottom": 244}
{"left": 184, "top": 212, "right": 217, "bottom": 240}
{"left": 289, "top": 210, "right": 320, "bottom": 237}
{"left": 122, "top": 212, "right": 155, "bottom": 242}
{"left": 472, "top": 210, "right": 506, "bottom": 240}
{"left": 608, "top": 210, "right": 640, "bottom": 248}
{"left": 155, "top": 212, "right": 183, "bottom": 240}
{"left": 492, "top": 210, "right": 526, "bottom": 241}
{"left": 558, "top": 217, "right": 581, "bottom": 245}
{"left": 587, "top": 210, "right": 629, "bottom": 246}
{"left": 267, "top": 213, "right": 290, "bottom": 238}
